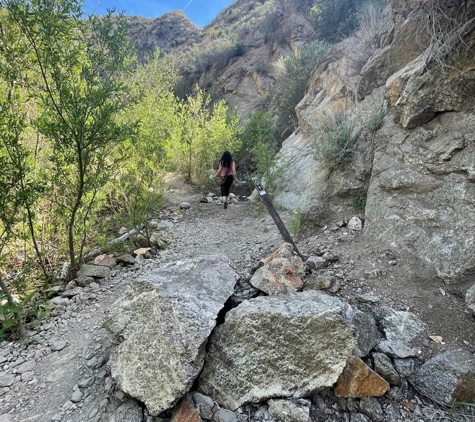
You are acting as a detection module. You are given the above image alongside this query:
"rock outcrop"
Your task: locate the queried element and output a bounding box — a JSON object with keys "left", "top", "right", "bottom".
{"left": 198, "top": 290, "right": 356, "bottom": 410}
{"left": 104, "top": 255, "right": 238, "bottom": 415}
{"left": 272, "top": 0, "right": 475, "bottom": 283}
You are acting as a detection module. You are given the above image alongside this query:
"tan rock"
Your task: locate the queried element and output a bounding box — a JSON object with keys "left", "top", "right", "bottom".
{"left": 93, "top": 254, "right": 116, "bottom": 268}
{"left": 250, "top": 243, "right": 304, "bottom": 294}
{"left": 334, "top": 356, "right": 389, "bottom": 398}
{"left": 171, "top": 400, "right": 201, "bottom": 422}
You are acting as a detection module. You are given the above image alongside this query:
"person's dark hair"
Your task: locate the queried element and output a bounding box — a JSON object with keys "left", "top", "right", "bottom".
{"left": 220, "top": 151, "right": 233, "bottom": 168}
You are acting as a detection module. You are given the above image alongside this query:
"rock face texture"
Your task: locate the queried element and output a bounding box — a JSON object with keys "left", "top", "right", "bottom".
{"left": 198, "top": 291, "right": 355, "bottom": 410}
{"left": 104, "top": 255, "right": 239, "bottom": 416}
{"left": 272, "top": 0, "right": 475, "bottom": 283}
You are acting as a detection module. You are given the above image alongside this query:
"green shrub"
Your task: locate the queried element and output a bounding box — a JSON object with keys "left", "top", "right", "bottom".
{"left": 367, "top": 107, "right": 385, "bottom": 133}
{"left": 351, "top": 191, "right": 367, "bottom": 213}
{"left": 315, "top": 111, "right": 358, "bottom": 167}
{"left": 310, "top": 0, "right": 373, "bottom": 42}
{"left": 270, "top": 40, "right": 329, "bottom": 140}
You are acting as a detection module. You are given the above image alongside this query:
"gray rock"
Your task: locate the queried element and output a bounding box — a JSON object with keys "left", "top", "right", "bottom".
{"left": 79, "top": 377, "right": 95, "bottom": 388}
{"left": 20, "top": 371, "right": 35, "bottom": 382}
{"left": 0, "top": 415, "right": 14, "bottom": 422}
{"left": 375, "top": 340, "right": 417, "bottom": 358}
{"left": 50, "top": 340, "right": 67, "bottom": 352}
{"left": 379, "top": 307, "right": 427, "bottom": 344}
{"left": 15, "top": 360, "right": 36, "bottom": 374}
{"left": 0, "top": 373, "right": 15, "bottom": 387}
{"left": 352, "top": 310, "right": 381, "bottom": 358}
{"left": 348, "top": 217, "right": 362, "bottom": 231}
{"left": 306, "top": 256, "right": 327, "bottom": 270}
{"left": 75, "top": 276, "right": 95, "bottom": 287}
{"left": 393, "top": 358, "right": 415, "bottom": 378}
{"left": 303, "top": 274, "right": 333, "bottom": 291}
{"left": 198, "top": 291, "right": 355, "bottom": 410}
{"left": 214, "top": 409, "right": 238, "bottom": 422}
{"left": 71, "top": 389, "right": 84, "bottom": 403}
{"left": 117, "top": 254, "right": 136, "bottom": 265}
{"left": 77, "top": 264, "right": 110, "bottom": 279}
{"left": 180, "top": 201, "right": 191, "bottom": 209}
{"left": 466, "top": 284, "right": 475, "bottom": 315}
{"left": 359, "top": 397, "right": 383, "bottom": 422}
{"left": 105, "top": 255, "right": 238, "bottom": 416}
{"left": 157, "top": 220, "right": 174, "bottom": 230}
{"left": 86, "top": 356, "right": 104, "bottom": 370}
{"left": 108, "top": 399, "right": 144, "bottom": 422}
{"left": 50, "top": 297, "right": 70, "bottom": 306}
{"left": 410, "top": 350, "right": 475, "bottom": 405}
{"left": 350, "top": 414, "right": 371, "bottom": 422}
{"left": 192, "top": 392, "right": 214, "bottom": 419}
{"left": 372, "top": 353, "right": 401, "bottom": 386}
{"left": 60, "top": 287, "right": 83, "bottom": 298}
{"left": 268, "top": 398, "right": 311, "bottom": 422}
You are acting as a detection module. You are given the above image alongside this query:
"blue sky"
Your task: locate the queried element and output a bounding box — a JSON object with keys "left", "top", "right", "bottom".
{"left": 83, "top": 0, "right": 235, "bottom": 28}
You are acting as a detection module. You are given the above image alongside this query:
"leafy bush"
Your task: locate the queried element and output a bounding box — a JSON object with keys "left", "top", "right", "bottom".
{"left": 239, "top": 110, "right": 276, "bottom": 165}
{"left": 315, "top": 111, "right": 358, "bottom": 167}
{"left": 310, "top": 0, "right": 377, "bottom": 42}
{"left": 270, "top": 41, "right": 329, "bottom": 140}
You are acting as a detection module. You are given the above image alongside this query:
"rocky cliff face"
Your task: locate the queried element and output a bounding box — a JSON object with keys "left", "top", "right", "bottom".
{"left": 273, "top": 0, "right": 475, "bottom": 283}
{"left": 124, "top": 10, "right": 201, "bottom": 61}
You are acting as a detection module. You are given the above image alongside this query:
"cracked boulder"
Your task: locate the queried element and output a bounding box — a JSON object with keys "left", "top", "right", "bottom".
{"left": 198, "top": 291, "right": 355, "bottom": 410}
{"left": 104, "top": 255, "right": 239, "bottom": 416}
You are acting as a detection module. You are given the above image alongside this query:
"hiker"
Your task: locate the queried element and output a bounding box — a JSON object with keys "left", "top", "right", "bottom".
{"left": 211, "top": 151, "right": 237, "bottom": 209}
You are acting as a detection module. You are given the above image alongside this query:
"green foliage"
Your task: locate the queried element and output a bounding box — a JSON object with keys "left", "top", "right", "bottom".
{"left": 315, "top": 111, "right": 358, "bottom": 168}
{"left": 171, "top": 88, "right": 241, "bottom": 184}
{"left": 239, "top": 110, "right": 275, "bottom": 164}
{"left": 367, "top": 107, "right": 385, "bottom": 133}
{"left": 289, "top": 208, "right": 302, "bottom": 239}
{"left": 0, "top": 292, "right": 22, "bottom": 339}
{"left": 5, "top": 0, "right": 137, "bottom": 278}
{"left": 270, "top": 41, "right": 329, "bottom": 140}
{"left": 351, "top": 191, "right": 367, "bottom": 213}
{"left": 310, "top": 0, "right": 373, "bottom": 42}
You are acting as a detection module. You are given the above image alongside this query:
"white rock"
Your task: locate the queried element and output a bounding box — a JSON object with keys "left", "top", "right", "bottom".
{"left": 348, "top": 217, "right": 363, "bottom": 231}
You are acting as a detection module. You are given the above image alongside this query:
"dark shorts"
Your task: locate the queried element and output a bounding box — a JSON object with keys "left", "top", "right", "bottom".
{"left": 220, "top": 175, "right": 234, "bottom": 197}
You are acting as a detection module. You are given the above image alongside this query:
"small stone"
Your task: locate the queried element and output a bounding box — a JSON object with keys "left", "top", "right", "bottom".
{"left": 117, "top": 254, "right": 136, "bottom": 266}
{"left": 50, "top": 297, "right": 70, "bottom": 306}
{"left": 115, "top": 390, "right": 125, "bottom": 400}
{"left": 77, "top": 264, "right": 110, "bottom": 279}
{"left": 75, "top": 276, "right": 95, "bottom": 287}
{"left": 372, "top": 353, "right": 401, "bottom": 385}
{"left": 334, "top": 356, "right": 389, "bottom": 398}
{"left": 50, "top": 340, "right": 67, "bottom": 352}
{"left": 88, "top": 408, "right": 98, "bottom": 419}
{"left": 375, "top": 340, "right": 417, "bottom": 358}
{"left": 465, "top": 284, "right": 475, "bottom": 315}
{"left": 359, "top": 397, "right": 383, "bottom": 422}
{"left": 51, "top": 414, "right": 62, "bottom": 421}
{"left": 348, "top": 217, "right": 362, "bottom": 231}
{"left": 93, "top": 254, "right": 116, "bottom": 268}
{"left": 21, "top": 371, "right": 35, "bottom": 382}
{"left": 71, "top": 389, "right": 84, "bottom": 403}
{"left": 86, "top": 356, "right": 104, "bottom": 369}
{"left": 193, "top": 392, "right": 214, "bottom": 419}
{"left": 0, "top": 374, "right": 15, "bottom": 388}
{"left": 306, "top": 256, "right": 327, "bottom": 270}
{"left": 78, "top": 377, "right": 95, "bottom": 388}
{"left": 214, "top": 409, "right": 238, "bottom": 422}
{"left": 180, "top": 202, "right": 191, "bottom": 209}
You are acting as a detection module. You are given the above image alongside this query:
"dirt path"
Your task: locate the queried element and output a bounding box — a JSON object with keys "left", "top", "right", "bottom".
{"left": 1, "top": 174, "right": 474, "bottom": 422}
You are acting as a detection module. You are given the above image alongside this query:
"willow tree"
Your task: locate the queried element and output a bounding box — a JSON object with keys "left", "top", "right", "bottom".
{"left": 5, "top": 0, "right": 136, "bottom": 279}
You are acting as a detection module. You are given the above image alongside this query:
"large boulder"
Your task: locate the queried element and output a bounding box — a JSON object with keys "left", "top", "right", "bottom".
{"left": 104, "top": 255, "right": 239, "bottom": 416}
{"left": 198, "top": 291, "right": 355, "bottom": 410}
